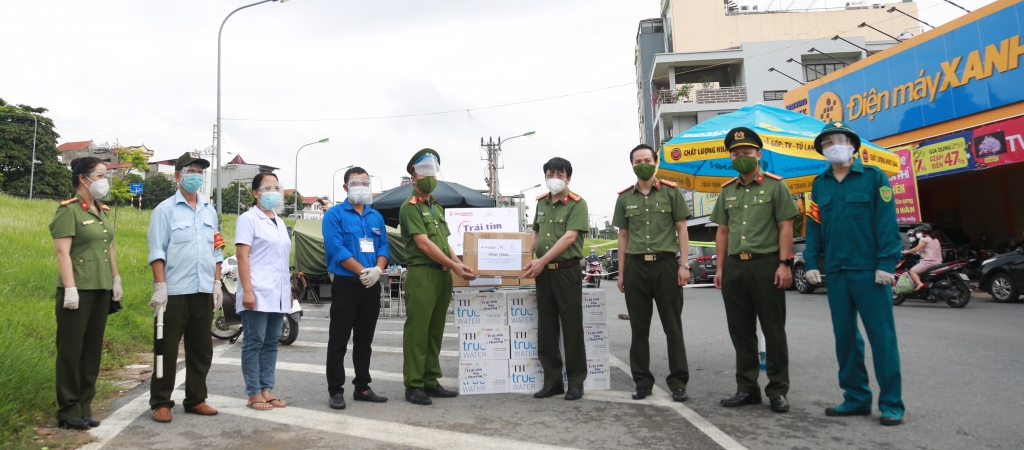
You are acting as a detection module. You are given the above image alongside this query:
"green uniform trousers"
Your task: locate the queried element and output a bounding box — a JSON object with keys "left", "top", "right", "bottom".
{"left": 536, "top": 264, "right": 586, "bottom": 388}
{"left": 55, "top": 288, "right": 110, "bottom": 421}
{"left": 624, "top": 258, "right": 689, "bottom": 390}
{"left": 150, "top": 293, "right": 214, "bottom": 410}
{"left": 722, "top": 255, "right": 789, "bottom": 399}
{"left": 403, "top": 266, "right": 453, "bottom": 389}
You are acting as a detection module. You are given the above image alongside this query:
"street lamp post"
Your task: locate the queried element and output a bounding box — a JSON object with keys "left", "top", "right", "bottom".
{"left": 294, "top": 138, "right": 329, "bottom": 216}
{"left": 331, "top": 165, "right": 355, "bottom": 202}
{"left": 517, "top": 183, "right": 541, "bottom": 232}
{"left": 26, "top": 113, "right": 38, "bottom": 200}
{"left": 216, "top": 0, "right": 288, "bottom": 213}
{"left": 369, "top": 174, "right": 383, "bottom": 194}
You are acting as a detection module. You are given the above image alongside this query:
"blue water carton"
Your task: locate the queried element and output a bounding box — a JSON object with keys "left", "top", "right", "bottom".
{"left": 509, "top": 325, "right": 539, "bottom": 359}
{"left": 458, "top": 360, "right": 509, "bottom": 395}
{"left": 508, "top": 359, "right": 545, "bottom": 393}
{"left": 458, "top": 326, "right": 510, "bottom": 360}
{"left": 453, "top": 292, "right": 507, "bottom": 327}
{"left": 506, "top": 290, "right": 538, "bottom": 326}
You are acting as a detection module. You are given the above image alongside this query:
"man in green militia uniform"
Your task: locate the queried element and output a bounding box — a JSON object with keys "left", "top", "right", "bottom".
{"left": 612, "top": 144, "right": 691, "bottom": 402}
{"left": 710, "top": 127, "right": 798, "bottom": 413}
{"left": 522, "top": 157, "right": 589, "bottom": 401}
{"left": 399, "top": 149, "right": 475, "bottom": 406}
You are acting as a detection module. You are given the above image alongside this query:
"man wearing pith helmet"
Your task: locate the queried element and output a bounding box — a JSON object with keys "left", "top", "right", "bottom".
{"left": 803, "top": 121, "right": 905, "bottom": 426}
{"left": 398, "top": 148, "right": 476, "bottom": 406}
{"left": 709, "top": 127, "right": 798, "bottom": 413}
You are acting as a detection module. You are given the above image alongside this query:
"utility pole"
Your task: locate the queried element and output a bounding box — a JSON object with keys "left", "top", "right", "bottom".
{"left": 481, "top": 136, "right": 501, "bottom": 200}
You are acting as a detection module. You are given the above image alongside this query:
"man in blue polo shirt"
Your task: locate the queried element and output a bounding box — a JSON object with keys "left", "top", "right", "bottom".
{"left": 322, "top": 167, "right": 390, "bottom": 410}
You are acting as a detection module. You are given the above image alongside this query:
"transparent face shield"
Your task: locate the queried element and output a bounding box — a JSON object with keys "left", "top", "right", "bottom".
{"left": 819, "top": 132, "right": 853, "bottom": 150}
{"left": 413, "top": 155, "right": 440, "bottom": 177}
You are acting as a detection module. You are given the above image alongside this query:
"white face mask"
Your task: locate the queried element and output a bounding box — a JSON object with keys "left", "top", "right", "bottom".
{"left": 348, "top": 186, "right": 372, "bottom": 205}
{"left": 824, "top": 144, "right": 855, "bottom": 165}
{"left": 916, "top": 233, "right": 924, "bottom": 239}
{"left": 546, "top": 178, "right": 566, "bottom": 195}
{"left": 87, "top": 177, "right": 109, "bottom": 198}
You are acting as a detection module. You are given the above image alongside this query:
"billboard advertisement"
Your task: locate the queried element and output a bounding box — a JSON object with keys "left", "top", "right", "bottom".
{"left": 888, "top": 146, "right": 922, "bottom": 223}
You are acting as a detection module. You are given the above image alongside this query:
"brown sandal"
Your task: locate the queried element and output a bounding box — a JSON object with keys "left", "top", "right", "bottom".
{"left": 265, "top": 397, "right": 287, "bottom": 408}
{"left": 247, "top": 401, "right": 272, "bottom": 411}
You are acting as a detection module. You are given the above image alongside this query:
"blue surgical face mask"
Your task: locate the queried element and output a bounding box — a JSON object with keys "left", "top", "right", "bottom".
{"left": 180, "top": 173, "right": 204, "bottom": 193}
{"left": 260, "top": 192, "right": 282, "bottom": 210}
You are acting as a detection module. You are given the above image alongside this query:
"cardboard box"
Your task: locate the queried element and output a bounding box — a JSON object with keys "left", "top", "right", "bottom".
{"left": 563, "top": 357, "right": 611, "bottom": 391}
{"left": 509, "top": 325, "right": 539, "bottom": 359}
{"left": 451, "top": 273, "right": 524, "bottom": 288}
{"left": 508, "top": 359, "right": 545, "bottom": 394}
{"left": 453, "top": 292, "right": 507, "bottom": 327}
{"left": 506, "top": 290, "right": 538, "bottom": 326}
{"left": 463, "top": 232, "right": 533, "bottom": 277}
{"left": 581, "top": 289, "right": 607, "bottom": 324}
{"left": 458, "top": 326, "right": 510, "bottom": 360}
{"left": 459, "top": 360, "right": 509, "bottom": 395}
{"left": 559, "top": 323, "right": 609, "bottom": 358}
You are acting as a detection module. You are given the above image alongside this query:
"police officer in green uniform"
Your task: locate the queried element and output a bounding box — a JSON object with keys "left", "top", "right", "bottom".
{"left": 522, "top": 157, "right": 589, "bottom": 401}
{"left": 50, "top": 157, "right": 123, "bottom": 430}
{"left": 399, "top": 149, "right": 475, "bottom": 406}
{"left": 710, "top": 127, "right": 798, "bottom": 413}
{"left": 803, "top": 122, "right": 905, "bottom": 426}
{"left": 611, "top": 144, "right": 691, "bottom": 402}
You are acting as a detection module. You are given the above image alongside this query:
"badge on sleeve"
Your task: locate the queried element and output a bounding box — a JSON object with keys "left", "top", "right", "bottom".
{"left": 879, "top": 186, "right": 893, "bottom": 202}
{"left": 213, "top": 232, "right": 226, "bottom": 250}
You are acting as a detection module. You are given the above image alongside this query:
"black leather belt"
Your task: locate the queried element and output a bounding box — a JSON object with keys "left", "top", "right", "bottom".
{"left": 727, "top": 252, "right": 774, "bottom": 261}
{"left": 412, "top": 264, "right": 451, "bottom": 272}
{"left": 628, "top": 252, "right": 676, "bottom": 262}
{"left": 545, "top": 259, "right": 581, "bottom": 270}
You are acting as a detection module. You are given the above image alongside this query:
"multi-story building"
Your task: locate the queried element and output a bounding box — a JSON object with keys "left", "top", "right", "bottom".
{"left": 56, "top": 141, "right": 155, "bottom": 166}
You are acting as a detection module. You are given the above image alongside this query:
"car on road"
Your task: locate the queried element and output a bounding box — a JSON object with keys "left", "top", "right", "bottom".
{"left": 686, "top": 244, "right": 717, "bottom": 284}
{"left": 602, "top": 249, "right": 618, "bottom": 280}
{"left": 978, "top": 246, "right": 1024, "bottom": 303}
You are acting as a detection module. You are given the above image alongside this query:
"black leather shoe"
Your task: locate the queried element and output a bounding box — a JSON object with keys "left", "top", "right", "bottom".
{"left": 825, "top": 405, "right": 872, "bottom": 417}
{"left": 329, "top": 393, "right": 346, "bottom": 410}
{"left": 672, "top": 389, "right": 688, "bottom": 402}
{"left": 720, "top": 392, "right": 763, "bottom": 407}
{"left": 564, "top": 387, "right": 583, "bottom": 400}
{"left": 83, "top": 416, "right": 100, "bottom": 427}
{"left": 770, "top": 395, "right": 790, "bottom": 413}
{"left": 58, "top": 417, "right": 90, "bottom": 430}
{"left": 405, "top": 388, "right": 432, "bottom": 405}
{"left": 354, "top": 389, "right": 388, "bottom": 403}
{"left": 534, "top": 385, "right": 565, "bottom": 398}
{"left": 632, "top": 386, "right": 650, "bottom": 400}
{"left": 423, "top": 384, "right": 458, "bottom": 398}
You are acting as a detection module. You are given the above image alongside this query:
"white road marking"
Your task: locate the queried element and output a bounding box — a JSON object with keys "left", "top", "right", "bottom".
{"left": 213, "top": 357, "right": 408, "bottom": 383}
{"left": 207, "top": 394, "right": 578, "bottom": 449}
{"left": 605, "top": 354, "right": 747, "bottom": 450}
{"left": 299, "top": 326, "right": 457, "bottom": 338}
{"left": 288, "top": 341, "right": 458, "bottom": 357}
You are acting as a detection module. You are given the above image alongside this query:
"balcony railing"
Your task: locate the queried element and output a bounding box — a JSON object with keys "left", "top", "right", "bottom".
{"left": 653, "top": 86, "right": 748, "bottom": 114}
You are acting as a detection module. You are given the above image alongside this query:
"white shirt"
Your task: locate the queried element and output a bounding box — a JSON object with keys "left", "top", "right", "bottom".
{"left": 235, "top": 207, "right": 291, "bottom": 313}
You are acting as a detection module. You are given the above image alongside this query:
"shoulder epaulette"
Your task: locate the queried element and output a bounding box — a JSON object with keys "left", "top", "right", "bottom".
{"left": 536, "top": 193, "right": 548, "bottom": 201}
{"left": 660, "top": 179, "right": 678, "bottom": 188}
{"left": 408, "top": 195, "right": 418, "bottom": 205}
{"left": 764, "top": 172, "right": 783, "bottom": 181}
{"left": 617, "top": 185, "right": 634, "bottom": 194}
{"left": 721, "top": 177, "right": 738, "bottom": 188}
{"left": 60, "top": 198, "right": 78, "bottom": 206}
{"left": 568, "top": 192, "right": 581, "bottom": 202}
{"left": 99, "top": 204, "right": 110, "bottom": 211}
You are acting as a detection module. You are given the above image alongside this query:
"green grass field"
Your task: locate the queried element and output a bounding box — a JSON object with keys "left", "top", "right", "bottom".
{"left": 0, "top": 194, "right": 250, "bottom": 447}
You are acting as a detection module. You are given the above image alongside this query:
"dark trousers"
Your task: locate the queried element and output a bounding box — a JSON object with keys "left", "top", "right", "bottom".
{"left": 536, "top": 264, "right": 587, "bottom": 388}
{"left": 722, "top": 256, "right": 789, "bottom": 399}
{"left": 403, "top": 266, "right": 454, "bottom": 389}
{"left": 55, "top": 288, "right": 110, "bottom": 421}
{"left": 150, "top": 293, "right": 214, "bottom": 410}
{"left": 624, "top": 258, "right": 689, "bottom": 390}
{"left": 327, "top": 276, "right": 381, "bottom": 395}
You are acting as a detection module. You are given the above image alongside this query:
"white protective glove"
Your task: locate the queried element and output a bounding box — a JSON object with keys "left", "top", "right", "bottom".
{"left": 63, "top": 287, "right": 80, "bottom": 310}
{"left": 112, "top": 276, "right": 124, "bottom": 302}
{"left": 875, "top": 270, "right": 895, "bottom": 285}
{"left": 212, "top": 280, "right": 223, "bottom": 311}
{"left": 359, "top": 267, "right": 383, "bottom": 288}
{"left": 805, "top": 270, "right": 822, "bottom": 285}
{"left": 150, "top": 282, "right": 168, "bottom": 316}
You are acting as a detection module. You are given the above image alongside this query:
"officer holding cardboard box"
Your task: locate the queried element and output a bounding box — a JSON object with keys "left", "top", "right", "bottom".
{"left": 399, "top": 149, "right": 476, "bottom": 406}
{"left": 612, "top": 144, "right": 691, "bottom": 402}
{"left": 522, "top": 157, "right": 589, "bottom": 401}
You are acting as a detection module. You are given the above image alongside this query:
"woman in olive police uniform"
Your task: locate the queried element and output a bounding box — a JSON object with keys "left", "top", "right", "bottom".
{"left": 50, "top": 157, "right": 123, "bottom": 430}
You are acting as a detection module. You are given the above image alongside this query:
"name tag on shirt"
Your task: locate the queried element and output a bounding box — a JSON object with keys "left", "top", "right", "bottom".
{"left": 360, "top": 238, "right": 374, "bottom": 253}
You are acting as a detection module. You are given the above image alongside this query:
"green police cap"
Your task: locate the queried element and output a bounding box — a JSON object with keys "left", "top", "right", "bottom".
{"left": 407, "top": 148, "right": 441, "bottom": 175}
{"left": 723, "top": 127, "right": 763, "bottom": 151}
{"left": 175, "top": 151, "right": 211, "bottom": 171}
{"left": 813, "top": 121, "right": 862, "bottom": 154}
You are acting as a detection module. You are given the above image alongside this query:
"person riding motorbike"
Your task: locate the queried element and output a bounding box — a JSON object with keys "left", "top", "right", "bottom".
{"left": 903, "top": 225, "right": 942, "bottom": 291}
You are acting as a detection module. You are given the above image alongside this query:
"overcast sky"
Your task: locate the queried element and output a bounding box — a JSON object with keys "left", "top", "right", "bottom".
{"left": 1, "top": 0, "right": 994, "bottom": 225}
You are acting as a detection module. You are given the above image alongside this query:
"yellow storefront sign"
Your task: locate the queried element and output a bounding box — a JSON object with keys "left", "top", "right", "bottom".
{"left": 911, "top": 137, "right": 970, "bottom": 177}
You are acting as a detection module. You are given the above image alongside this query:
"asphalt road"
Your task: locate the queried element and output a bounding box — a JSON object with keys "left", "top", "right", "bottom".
{"left": 84, "top": 284, "right": 1024, "bottom": 450}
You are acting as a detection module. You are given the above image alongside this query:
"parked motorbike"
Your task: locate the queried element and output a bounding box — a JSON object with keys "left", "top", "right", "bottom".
{"left": 963, "top": 248, "right": 998, "bottom": 279}
{"left": 892, "top": 255, "right": 972, "bottom": 308}
{"left": 584, "top": 259, "right": 603, "bottom": 288}
{"left": 211, "top": 256, "right": 302, "bottom": 345}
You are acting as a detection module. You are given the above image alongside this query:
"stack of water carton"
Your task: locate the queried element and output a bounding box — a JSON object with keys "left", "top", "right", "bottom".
{"left": 455, "top": 288, "right": 609, "bottom": 395}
